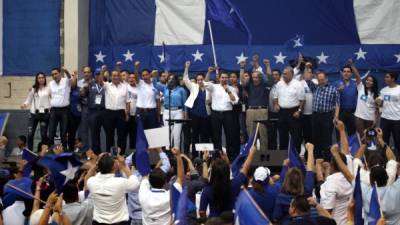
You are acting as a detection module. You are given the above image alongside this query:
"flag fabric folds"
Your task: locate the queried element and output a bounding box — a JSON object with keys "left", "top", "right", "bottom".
{"left": 348, "top": 134, "right": 361, "bottom": 156}
{"left": 288, "top": 136, "right": 306, "bottom": 173}
{"left": 21, "top": 148, "right": 37, "bottom": 177}
{"left": 367, "top": 185, "right": 382, "bottom": 225}
{"left": 354, "top": 166, "right": 364, "bottom": 225}
{"left": 135, "top": 118, "right": 151, "bottom": 176}
{"left": 235, "top": 189, "right": 270, "bottom": 225}
{"left": 231, "top": 129, "right": 256, "bottom": 177}
{"left": 38, "top": 153, "right": 82, "bottom": 194}
{"left": 3, "top": 177, "right": 33, "bottom": 208}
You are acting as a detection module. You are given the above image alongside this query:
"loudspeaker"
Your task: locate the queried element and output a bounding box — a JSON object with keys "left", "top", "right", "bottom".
{"left": 252, "top": 150, "right": 287, "bottom": 172}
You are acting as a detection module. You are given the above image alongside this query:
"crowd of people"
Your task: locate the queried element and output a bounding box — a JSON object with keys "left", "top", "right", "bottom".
{"left": 0, "top": 54, "right": 399, "bottom": 225}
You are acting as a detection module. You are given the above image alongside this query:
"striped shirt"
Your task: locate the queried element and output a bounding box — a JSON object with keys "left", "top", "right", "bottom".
{"left": 307, "top": 81, "right": 340, "bottom": 113}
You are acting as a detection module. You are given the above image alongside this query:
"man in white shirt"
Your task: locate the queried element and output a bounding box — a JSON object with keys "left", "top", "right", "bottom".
{"left": 87, "top": 153, "right": 140, "bottom": 225}
{"left": 48, "top": 67, "right": 75, "bottom": 147}
{"left": 139, "top": 148, "right": 183, "bottom": 225}
{"left": 134, "top": 61, "right": 160, "bottom": 129}
{"left": 273, "top": 66, "right": 305, "bottom": 152}
{"left": 103, "top": 70, "right": 130, "bottom": 154}
{"left": 127, "top": 73, "right": 138, "bottom": 150}
{"left": 205, "top": 71, "right": 240, "bottom": 159}
{"left": 2, "top": 200, "right": 25, "bottom": 225}
{"left": 376, "top": 72, "right": 400, "bottom": 158}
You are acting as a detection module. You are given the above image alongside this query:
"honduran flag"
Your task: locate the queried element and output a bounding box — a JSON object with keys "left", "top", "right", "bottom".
{"left": 89, "top": 0, "right": 400, "bottom": 76}
{"left": 0, "top": 0, "right": 60, "bottom": 75}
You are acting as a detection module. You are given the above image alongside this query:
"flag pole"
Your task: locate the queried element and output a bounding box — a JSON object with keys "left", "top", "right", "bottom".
{"left": 207, "top": 20, "right": 219, "bottom": 75}
{"left": 356, "top": 132, "right": 369, "bottom": 170}
{"left": 6, "top": 184, "right": 46, "bottom": 204}
{"left": 24, "top": 148, "right": 38, "bottom": 156}
{"left": 252, "top": 122, "right": 260, "bottom": 146}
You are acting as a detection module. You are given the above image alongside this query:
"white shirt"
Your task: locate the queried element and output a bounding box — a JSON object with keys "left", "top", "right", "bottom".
{"left": 24, "top": 86, "right": 51, "bottom": 114}
{"left": 273, "top": 79, "right": 305, "bottom": 108}
{"left": 128, "top": 85, "right": 138, "bottom": 115}
{"left": 139, "top": 179, "right": 181, "bottom": 225}
{"left": 49, "top": 77, "right": 71, "bottom": 107}
{"left": 87, "top": 173, "right": 140, "bottom": 224}
{"left": 136, "top": 80, "right": 158, "bottom": 109}
{"left": 379, "top": 85, "right": 400, "bottom": 120}
{"left": 2, "top": 201, "right": 25, "bottom": 225}
{"left": 205, "top": 83, "right": 239, "bottom": 111}
{"left": 302, "top": 79, "right": 317, "bottom": 115}
{"left": 269, "top": 84, "right": 277, "bottom": 112}
{"left": 320, "top": 172, "right": 353, "bottom": 225}
{"left": 353, "top": 158, "right": 398, "bottom": 186}
{"left": 354, "top": 82, "right": 377, "bottom": 121}
{"left": 104, "top": 82, "right": 129, "bottom": 110}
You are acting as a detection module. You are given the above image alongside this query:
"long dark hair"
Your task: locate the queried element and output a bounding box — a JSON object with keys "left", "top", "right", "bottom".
{"left": 209, "top": 159, "right": 231, "bottom": 211}
{"left": 32, "top": 72, "right": 46, "bottom": 93}
{"left": 364, "top": 75, "right": 379, "bottom": 99}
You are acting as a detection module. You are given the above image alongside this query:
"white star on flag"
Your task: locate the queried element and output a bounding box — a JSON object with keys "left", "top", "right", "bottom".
{"left": 60, "top": 161, "right": 79, "bottom": 185}
{"left": 274, "top": 52, "right": 287, "bottom": 64}
{"left": 94, "top": 51, "right": 106, "bottom": 63}
{"left": 123, "top": 50, "right": 135, "bottom": 62}
{"left": 293, "top": 38, "right": 303, "bottom": 48}
{"left": 235, "top": 52, "right": 248, "bottom": 64}
{"left": 192, "top": 49, "right": 204, "bottom": 62}
{"left": 394, "top": 53, "right": 400, "bottom": 63}
{"left": 230, "top": 8, "right": 235, "bottom": 14}
{"left": 158, "top": 53, "right": 165, "bottom": 63}
{"left": 354, "top": 48, "right": 367, "bottom": 60}
{"left": 316, "top": 52, "right": 329, "bottom": 64}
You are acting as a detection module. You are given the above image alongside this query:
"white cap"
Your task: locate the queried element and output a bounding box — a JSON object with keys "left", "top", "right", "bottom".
{"left": 254, "top": 167, "right": 271, "bottom": 181}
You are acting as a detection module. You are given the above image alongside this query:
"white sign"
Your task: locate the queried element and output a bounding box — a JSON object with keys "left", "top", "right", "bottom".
{"left": 195, "top": 143, "right": 214, "bottom": 151}
{"left": 144, "top": 126, "right": 169, "bottom": 148}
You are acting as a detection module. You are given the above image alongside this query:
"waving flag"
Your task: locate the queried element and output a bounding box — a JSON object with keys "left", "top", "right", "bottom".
{"left": 21, "top": 148, "right": 37, "bottom": 177}
{"left": 284, "top": 35, "right": 304, "bottom": 55}
{"left": 174, "top": 186, "right": 197, "bottom": 225}
{"left": 38, "top": 153, "right": 82, "bottom": 193}
{"left": 89, "top": 0, "right": 400, "bottom": 77}
{"left": 3, "top": 177, "right": 33, "bottom": 208}
{"left": 354, "top": 167, "right": 364, "bottom": 225}
{"left": 348, "top": 134, "right": 361, "bottom": 156}
{"left": 231, "top": 128, "right": 256, "bottom": 177}
{"left": 367, "top": 185, "right": 382, "bottom": 225}
{"left": 135, "top": 118, "right": 151, "bottom": 176}
{"left": 235, "top": 189, "right": 270, "bottom": 225}
{"left": 288, "top": 136, "right": 306, "bottom": 173}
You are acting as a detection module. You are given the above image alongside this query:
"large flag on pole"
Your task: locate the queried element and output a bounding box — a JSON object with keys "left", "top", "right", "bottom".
{"left": 135, "top": 118, "right": 151, "bottom": 176}
{"left": 231, "top": 124, "right": 258, "bottom": 177}
{"left": 288, "top": 136, "right": 306, "bottom": 173}
{"left": 235, "top": 189, "right": 270, "bottom": 225}
{"left": 367, "top": 185, "right": 382, "bottom": 225}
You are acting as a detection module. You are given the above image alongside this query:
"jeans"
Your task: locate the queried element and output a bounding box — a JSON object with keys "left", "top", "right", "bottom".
{"left": 89, "top": 109, "right": 105, "bottom": 154}
{"left": 27, "top": 113, "right": 49, "bottom": 151}
{"left": 48, "top": 106, "right": 69, "bottom": 147}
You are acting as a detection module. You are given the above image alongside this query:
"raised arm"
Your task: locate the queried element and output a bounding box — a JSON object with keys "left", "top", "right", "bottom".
{"left": 202, "top": 151, "right": 209, "bottom": 179}
{"left": 335, "top": 120, "right": 350, "bottom": 155}
{"left": 172, "top": 148, "right": 184, "bottom": 186}
{"left": 115, "top": 61, "right": 122, "bottom": 72}
{"left": 134, "top": 61, "right": 140, "bottom": 83}
{"left": 330, "top": 144, "right": 354, "bottom": 183}
{"left": 22, "top": 89, "right": 34, "bottom": 109}
{"left": 205, "top": 66, "right": 214, "bottom": 82}
{"left": 305, "top": 143, "right": 315, "bottom": 171}
{"left": 240, "top": 145, "right": 257, "bottom": 175}
{"left": 239, "top": 61, "right": 247, "bottom": 85}
{"left": 348, "top": 59, "right": 361, "bottom": 85}
{"left": 182, "top": 61, "right": 193, "bottom": 90}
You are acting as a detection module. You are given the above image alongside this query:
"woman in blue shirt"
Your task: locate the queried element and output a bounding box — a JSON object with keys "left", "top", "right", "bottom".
{"left": 153, "top": 73, "right": 187, "bottom": 148}
{"left": 199, "top": 145, "right": 257, "bottom": 218}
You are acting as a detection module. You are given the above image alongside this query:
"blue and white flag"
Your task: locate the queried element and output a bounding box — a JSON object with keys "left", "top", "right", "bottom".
{"left": 367, "top": 185, "right": 382, "bottom": 225}
{"left": 288, "top": 136, "right": 305, "bottom": 173}
{"left": 354, "top": 166, "right": 364, "bottom": 225}
{"left": 89, "top": 0, "right": 400, "bottom": 76}
{"left": 3, "top": 177, "right": 33, "bottom": 208}
{"left": 235, "top": 189, "right": 270, "bottom": 225}
{"left": 38, "top": 153, "right": 82, "bottom": 194}
{"left": 348, "top": 134, "right": 361, "bottom": 156}
{"left": 0, "top": 0, "right": 60, "bottom": 75}
{"left": 21, "top": 148, "right": 37, "bottom": 177}
{"left": 231, "top": 128, "right": 256, "bottom": 177}
{"left": 135, "top": 118, "right": 151, "bottom": 176}
{"left": 284, "top": 35, "right": 304, "bottom": 55}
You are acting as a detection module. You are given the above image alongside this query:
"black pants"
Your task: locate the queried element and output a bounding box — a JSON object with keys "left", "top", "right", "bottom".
{"left": 191, "top": 114, "right": 211, "bottom": 158}
{"left": 268, "top": 111, "right": 279, "bottom": 150}
{"left": 127, "top": 115, "right": 137, "bottom": 150}
{"left": 301, "top": 114, "right": 313, "bottom": 144}
{"left": 338, "top": 108, "right": 356, "bottom": 136}
{"left": 48, "top": 107, "right": 69, "bottom": 147}
{"left": 27, "top": 113, "right": 49, "bottom": 151}
{"left": 312, "top": 112, "right": 334, "bottom": 160}
{"left": 136, "top": 108, "right": 159, "bottom": 129}
{"left": 68, "top": 113, "right": 81, "bottom": 151}
{"left": 278, "top": 107, "right": 302, "bottom": 152}
{"left": 182, "top": 120, "right": 192, "bottom": 155}
{"left": 92, "top": 221, "right": 129, "bottom": 225}
{"left": 381, "top": 118, "right": 400, "bottom": 159}
{"left": 89, "top": 109, "right": 105, "bottom": 154}
{"left": 104, "top": 109, "right": 127, "bottom": 154}
{"left": 211, "top": 110, "right": 240, "bottom": 160}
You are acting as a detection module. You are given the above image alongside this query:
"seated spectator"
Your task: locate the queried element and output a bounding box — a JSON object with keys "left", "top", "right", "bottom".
{"left": 287, "top": 195, "right": 336, "bottom": 225}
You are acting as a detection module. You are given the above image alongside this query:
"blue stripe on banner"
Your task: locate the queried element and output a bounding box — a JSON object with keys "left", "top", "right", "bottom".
{"left": 3, "top": 0, "right": 60, "bottom": 75}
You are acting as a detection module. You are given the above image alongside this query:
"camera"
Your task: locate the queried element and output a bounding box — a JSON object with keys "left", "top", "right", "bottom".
{"left": 367, "top": 128, "right": 376, "bottom": 137}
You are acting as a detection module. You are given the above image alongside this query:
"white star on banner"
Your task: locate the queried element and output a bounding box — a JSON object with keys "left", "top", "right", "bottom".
{"left": 123, "top": 50, "right": 135, "bottom": 62}
{"left": 354, "top": 48, "right": 367, "bottom": 60}
{"left": 316, "top": 52, "right": 329, "bottom": 64}
{"left": 293, "top": 38, "right": 303, "bottom": 48}
{"left": 158, "top": 53, "right": 165, "bottom": 63}
{"left": 94, "top": 51, "right": 106, "bottom": 63}
{"left": 192, "top": 49, "right": 204, "bottom": 62}
{"left": 235, "top": 52, "right": 248, "bottom": 64}
{"left": 274, "top": 52, "right": 287, "bottom": 64}
{"left": 60, "top": 161, "right": 79, "bottom": 185}
{"left": 394, "top": 53, "right": 400, "bottom": 63}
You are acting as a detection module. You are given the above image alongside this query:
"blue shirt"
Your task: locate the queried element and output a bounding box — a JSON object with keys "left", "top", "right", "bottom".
{"left": 200, "top": 172, "right": 248, "bottom": 217}
{"left": 191, "top": 89, "right": 208, "bottom": 118}
{"left": 70, "top": 87, "right": 82, "bottom": 117}
{"left": 248, "top": 182, "right": 280, "bottom": 219}
{"left": 335, "top": 79, "right": 358, "bottom": 109}
{"left": 153, "top": 82, "right": 187, "bottom": 110}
